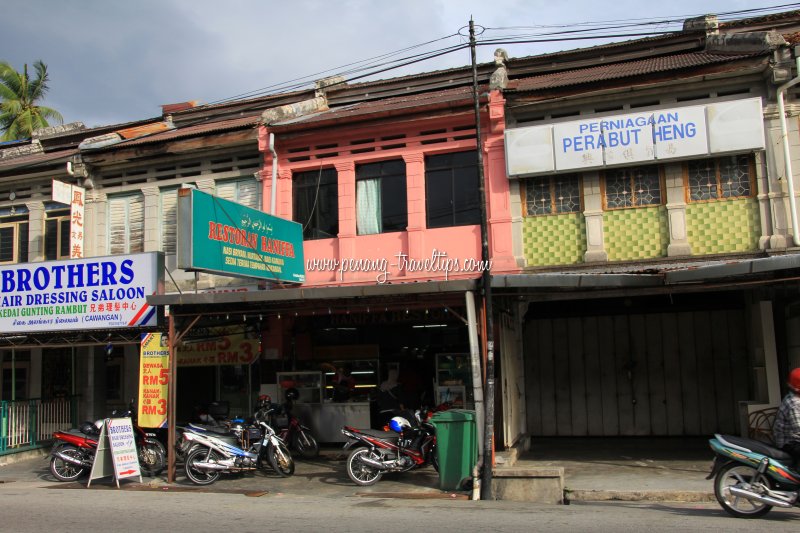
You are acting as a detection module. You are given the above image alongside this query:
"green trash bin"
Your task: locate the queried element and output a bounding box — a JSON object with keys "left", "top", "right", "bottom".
{"left": 429, "top": 409, "right": 477, "bottom": 491}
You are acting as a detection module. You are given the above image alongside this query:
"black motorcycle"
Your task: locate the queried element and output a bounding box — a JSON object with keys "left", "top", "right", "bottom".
{"left": 254, "top": 391, "right": 319, "bottom": 459}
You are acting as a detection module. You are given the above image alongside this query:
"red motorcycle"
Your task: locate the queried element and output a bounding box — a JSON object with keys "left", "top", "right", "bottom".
{"left": 254, "top": 390, "right": 319, "bottom": 459}
{"left": 341, "top": 411, "right": 437, "bottom": 486}
{"left": 49, "top": 405, "right": 166, "bottom": 482}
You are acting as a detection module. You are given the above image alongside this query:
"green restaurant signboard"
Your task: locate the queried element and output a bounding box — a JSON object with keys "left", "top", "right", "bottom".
{"left": 177, "top": 188, "right": 305, "bottom": 283}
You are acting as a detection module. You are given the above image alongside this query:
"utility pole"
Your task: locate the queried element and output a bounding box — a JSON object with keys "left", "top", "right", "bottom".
{"left": 469, "top": 17, "right": 495, "bottom": 500}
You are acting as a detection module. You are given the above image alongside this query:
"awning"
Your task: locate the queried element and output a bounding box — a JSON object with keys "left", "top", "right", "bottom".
{"left": 149, "top": 279, "right": 477, "bottom": 308}
{"left": 492, "top": 253, "right": 800, "bottom": 295}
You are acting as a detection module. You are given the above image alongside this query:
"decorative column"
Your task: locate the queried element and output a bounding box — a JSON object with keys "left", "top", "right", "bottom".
{"left": 403, "top": 152, "right": 425, "bottom": 263}
{"left": 336, "top": 161, "right": 356, "bottom": 261}
{"left": 582, "top": 172, "right": 608, "bottom": 262}
{"left": 141, "top": 186, "right": 160, "bottom": 252}
{"left": 485, "top": 91, "right": 519, "bottom": 271}
{"left": 664, "top": 163, "right": 692, "bottom": 256}
{"left": 754, "top": 150, "right": 773, "bottom": 250}
{"left": 762, "top": 105, "right": 800, "bottom": 250}
{"left": 25, "top": 200, "right": 45, "bottom": 262}
{"left": 93, "top": 191, "right": 109, "bottom": 255}
{"left": 277, "top": 169, "right": 293, "bottom": 220}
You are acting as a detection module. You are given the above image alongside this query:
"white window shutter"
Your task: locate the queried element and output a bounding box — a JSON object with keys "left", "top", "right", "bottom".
{"left": 108, "top": 194, "right": 144, "bottom": 254}
{"left": 161, "top": 189, "right": 178, "bottom": 254}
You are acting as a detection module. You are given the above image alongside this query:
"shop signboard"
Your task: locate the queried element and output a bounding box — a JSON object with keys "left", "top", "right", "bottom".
{"left": 138, "top": 333, "right": 169, "bottom": 428}
{"left": 88, "top": 417, "right": 142, "bottom": 487}
{"left": 0, "top": 252, "right": 163, "bottom": 333}
{"left": 52, "top": 179, "right": 85, "bottom": 259}
{"left": 176, "top": 327, "right": 260, "bottom": 367}
{"left": 177, "top": 188, "right": 305, "bottom": 283}
{"left": 505, "top": 97, "right": 765, "bottom": 176}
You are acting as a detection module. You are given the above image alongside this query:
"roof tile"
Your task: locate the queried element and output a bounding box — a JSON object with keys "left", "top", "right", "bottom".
{"left": 512, "top": 51, "right": 760, "bottom": 92}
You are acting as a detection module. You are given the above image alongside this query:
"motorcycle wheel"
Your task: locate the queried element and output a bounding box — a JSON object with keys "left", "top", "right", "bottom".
{"left": 49, "top": 444, "right": 87, "bottom": 482}
{"left": 184, "top": 447, "right": 221, "bottom": 485}
{"left": 346, "top": 447, "right": 383, "bottom": 486}
{"left": 431, "top": 450, "right": 439, "bottom": 472}
{"left": 292, "top": 429, "right": 320, "bottom": 459}
{"left": 267, "top": 441, "right": 295, "bottom": 477}
{"left": 139, "top": 439, "right": 166, "bottom": 477}
{"left": 714, "top": 463, "right": 773, "bottom": 518}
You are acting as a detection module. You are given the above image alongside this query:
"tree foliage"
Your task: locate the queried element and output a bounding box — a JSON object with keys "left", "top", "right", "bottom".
{"left": 0, "top": 60, "right": 63, "bottom": 141}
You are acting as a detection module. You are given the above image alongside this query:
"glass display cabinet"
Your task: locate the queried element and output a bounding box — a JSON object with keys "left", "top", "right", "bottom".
{"left": 275, "top": 371, "right": 323, "bottom": 403}
{"left": 435, "top": 353, "right": 473, "bottom": 409}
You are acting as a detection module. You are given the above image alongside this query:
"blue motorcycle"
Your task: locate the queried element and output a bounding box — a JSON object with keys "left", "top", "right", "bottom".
{"left": 708, "top": 433, "right": 800, "bottom": 518}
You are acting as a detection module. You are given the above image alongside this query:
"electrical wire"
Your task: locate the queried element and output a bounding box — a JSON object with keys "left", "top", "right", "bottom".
{"left": 2, "top": 3, "right": 798, "bottom": 176}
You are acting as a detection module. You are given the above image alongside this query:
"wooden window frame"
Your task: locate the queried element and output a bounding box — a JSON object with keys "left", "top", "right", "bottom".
{"left": 44, "top": 209, "right": 71, "bottom": 261}
{"left": 0, "top": 219, "right": 29, "bottom": 264}
{"left": 684, "top": 155, "right": 756, "bottom": 203}
{"left": 601, "top": 164, "right": 665, "bottom": 211}
{"left": 522, "top": 174, "right": 583, "bottom": 217}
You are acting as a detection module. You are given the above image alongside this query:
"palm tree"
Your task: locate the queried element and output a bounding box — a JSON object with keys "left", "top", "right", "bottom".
{"left": 0, "top": 60, "right": 63, "bottom": 141}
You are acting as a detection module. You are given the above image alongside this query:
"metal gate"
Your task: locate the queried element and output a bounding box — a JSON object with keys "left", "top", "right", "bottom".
{"left": 524, "top": 309, "right": 750, "bottom": 436}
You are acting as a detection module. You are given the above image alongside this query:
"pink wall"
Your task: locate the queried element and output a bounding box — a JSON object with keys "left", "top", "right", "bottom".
{"left": 258, "top": 104, "right": 517, "bottom": 289}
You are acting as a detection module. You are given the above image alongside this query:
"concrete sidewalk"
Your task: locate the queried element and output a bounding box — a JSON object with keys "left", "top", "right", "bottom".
{"left": 1, "top": 437, "right": 718, "bottom": 503}
{"left": 0, "top": 446, "right": 469, "bottom": 500}
{"left": 512, "top": 437, "right": 716, "bottom": 503}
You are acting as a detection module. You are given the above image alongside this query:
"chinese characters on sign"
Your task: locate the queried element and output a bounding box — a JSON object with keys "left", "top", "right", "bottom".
{"left": 105, "top": 418, "right": 142, "bottom": 481}
{"left": 70, "top": 186, "right": 85, "bottom": 258}
{"left": 51, "top": 180, "right": 85, "bottom": 258}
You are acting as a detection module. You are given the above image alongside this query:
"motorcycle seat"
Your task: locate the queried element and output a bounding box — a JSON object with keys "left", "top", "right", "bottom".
{"left": 355, "top": 428, "right": 400, "bottom": 442}
{"left": 718, "top": 434, "right": 794, "bottom": 462}
{"left": 188, "top": 423, "right": 234, "bottom": 436}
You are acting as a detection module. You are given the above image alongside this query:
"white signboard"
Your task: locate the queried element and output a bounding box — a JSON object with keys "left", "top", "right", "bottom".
{"left": 652, "top": 105, "right": 708, "bottom": 160}
{"left": 51, "top": 180, "right": 86, "bottom": 259}
{"left": 706, "top": 98, "right": 766, "bottom": 154}
{"left": 52, "top": 179, "right": 72, "bottom": 204}
{"left": 505, "top": 98, "right": 765, "bottom": 176}
{"left": 553, "top": 120, "right": 605, "bottom": 171}
{"left": 505, "top": 125, "right": 555, "bottom": 175}
{"left": 88, "top": 418, "right": 142, "bottom": 487}
{"left": 106, "top": 418, "right": 142, "bottom": 482}
{"left": 602, "top": 112, "right": 655, "bottom": 166}
{"left": 0, "top": 252, "right": 163, "bottom": 333}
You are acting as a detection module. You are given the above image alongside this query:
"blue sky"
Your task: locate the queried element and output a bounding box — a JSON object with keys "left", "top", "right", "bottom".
{"left": 0, "top": 0, "right": 781, "bottom": 129}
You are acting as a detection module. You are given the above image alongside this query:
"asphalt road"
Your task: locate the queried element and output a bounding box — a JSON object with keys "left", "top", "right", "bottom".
{"left": 0, "top": 485, "right": 798, "bottom": 533}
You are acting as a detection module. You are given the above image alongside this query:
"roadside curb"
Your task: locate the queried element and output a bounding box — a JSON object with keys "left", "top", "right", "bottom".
{"left": 566, "top": 489, "right": 715, "bottom": 503}
{"left": 355, "top": 491, "right": 470, "bottom": 500}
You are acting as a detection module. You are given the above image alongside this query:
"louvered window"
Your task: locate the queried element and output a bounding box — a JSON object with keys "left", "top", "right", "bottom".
{"left": 216, "top": 179, "right": 260, "bottom": 210}
{"left": 0, "top": 220, "right": 28, "bottom": 263}
{"left": 160, "top": 188, "right": 180, "bottom": 255}
{"left": 108, "top": 194, "right": 144, "bottom": 254}
{"left": 45, "top": 210, "right": 71, "bottom": 260}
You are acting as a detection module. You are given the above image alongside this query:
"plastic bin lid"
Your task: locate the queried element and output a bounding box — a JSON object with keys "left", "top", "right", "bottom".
{"left": 429, "top": 409, "right": 476, "bottom": 423}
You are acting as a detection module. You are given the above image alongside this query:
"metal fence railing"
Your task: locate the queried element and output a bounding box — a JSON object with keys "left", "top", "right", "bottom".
{"left": 0, "top": 397, "right": 77, "bottom": 454}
